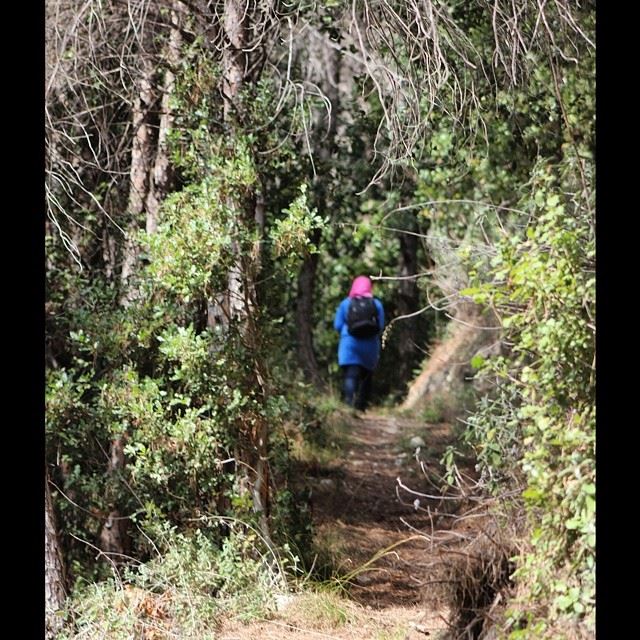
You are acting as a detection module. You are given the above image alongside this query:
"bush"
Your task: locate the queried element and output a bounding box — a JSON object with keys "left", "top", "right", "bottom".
{"left": 461, "top": 158, "right": 595, "bottom": 637}
{"left": 59, "top": 521, "right": 298, "bottom": 639}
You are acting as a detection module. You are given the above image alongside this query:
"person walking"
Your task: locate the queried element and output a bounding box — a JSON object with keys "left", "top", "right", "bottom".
{"left": 333, "top": 275, "right": 385, "bottom": 411}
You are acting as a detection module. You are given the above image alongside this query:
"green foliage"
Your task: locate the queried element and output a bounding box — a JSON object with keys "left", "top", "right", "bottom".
{"left": 269, "top": 184, "right": 327, "bottom": 272}
{"left": 461, "top": 158, "right": 595, "bottom": 635}
{"left": 46, "top": 34, "right": 325, "bottom": 588}
{"left": 46, "top": 129, "right": 312, "bottom": 582}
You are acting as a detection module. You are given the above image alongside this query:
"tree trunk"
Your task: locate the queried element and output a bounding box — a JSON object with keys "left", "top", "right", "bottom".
{"left": 109, "top": 11, "right": 180, "bottom": 545}
{"left": 221, "top": 0, "right": 246, "bottom": 122}
{"left": 206, "top": 0, "right": 272, "bottom": 542}
{"left": 208, "top": 0, "right": 250, "bottom": 331}
{"left": 120, "top": 60, "right": 157, "bottom": 299}
{"left": 98, "top": 435, "right": 130, "bottom": 558}
{"left": 395, "top": 220, "right": 421, "bottom": 384}
{"left": 102, "top": 228, "right": 117, "bottom": 281}
{"left": 45, "top": 466, "right": 66, "bottom": 639}
{"left": 145, "top": 3, "right": 182, "bottom": 234}
{"left": 296, "top": 230, "right": 323, "bottom": 387}
{"left": 108, "top": 62, "right": 157, "bottom": 549}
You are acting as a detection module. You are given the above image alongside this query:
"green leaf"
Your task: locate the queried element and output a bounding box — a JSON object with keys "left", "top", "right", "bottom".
{"left": 565, "top": 517, "right": 581, "bottom": 530}
{"left": 546, "top": 194, "right": 560, "bottom": 208}
{"left": 522, "top": 487, "right": 543, "bottom": 502}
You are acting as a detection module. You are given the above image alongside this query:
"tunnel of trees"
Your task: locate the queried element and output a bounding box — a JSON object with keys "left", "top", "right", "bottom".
{"left": 45, "top": 2, "right": 594, "bottom": 638}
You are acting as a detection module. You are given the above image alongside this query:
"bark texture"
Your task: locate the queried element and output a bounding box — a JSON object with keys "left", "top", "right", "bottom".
{"left": 45, "top": 467, "right": 67, "bottom": 640}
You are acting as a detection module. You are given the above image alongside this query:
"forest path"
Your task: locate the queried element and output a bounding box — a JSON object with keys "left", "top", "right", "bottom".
{"left": 220, "top": 411, "right": 456, "bottom": 640}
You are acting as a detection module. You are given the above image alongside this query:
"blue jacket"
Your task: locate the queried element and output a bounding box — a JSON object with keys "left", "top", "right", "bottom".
{"left": 334, "top": 297, "right": 385, "bottom": 370}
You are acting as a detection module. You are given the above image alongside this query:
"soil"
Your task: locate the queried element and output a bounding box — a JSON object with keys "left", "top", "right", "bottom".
{"left": 219, "top": 410, "right": 471, "bottom": 640}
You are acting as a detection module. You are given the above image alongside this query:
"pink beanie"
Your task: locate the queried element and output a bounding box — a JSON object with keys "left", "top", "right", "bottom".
{"left": 348, "top": 275, "right": 373, "bottom": 298}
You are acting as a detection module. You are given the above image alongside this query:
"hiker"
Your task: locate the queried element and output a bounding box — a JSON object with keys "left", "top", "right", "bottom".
{"left": 333, "top": 275, "right": 385, "bottom": 411}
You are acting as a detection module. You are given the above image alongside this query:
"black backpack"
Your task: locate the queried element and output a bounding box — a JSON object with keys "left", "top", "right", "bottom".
{"left": 346, "top": 296, "right": 379, "bottom": 338}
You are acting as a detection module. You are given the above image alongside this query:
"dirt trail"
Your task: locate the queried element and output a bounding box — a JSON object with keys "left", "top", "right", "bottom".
{"left": 220, "top": 411, "right": 457, "bottom": 640}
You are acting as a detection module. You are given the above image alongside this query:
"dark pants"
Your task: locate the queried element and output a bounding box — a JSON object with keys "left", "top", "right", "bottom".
{"left": 342, "top": 365, "right": 372, "bottom": 411}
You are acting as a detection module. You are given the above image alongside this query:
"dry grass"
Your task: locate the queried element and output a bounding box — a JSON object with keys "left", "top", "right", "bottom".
{"left": 217, "top": 590, "right": 448, "bottom": 640}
